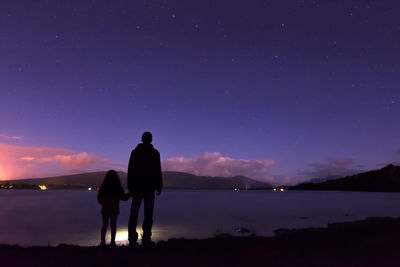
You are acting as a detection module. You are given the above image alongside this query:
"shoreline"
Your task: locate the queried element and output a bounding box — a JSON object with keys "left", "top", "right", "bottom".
{"left": 1, "top": 217, "right": 400, "bottom": 266}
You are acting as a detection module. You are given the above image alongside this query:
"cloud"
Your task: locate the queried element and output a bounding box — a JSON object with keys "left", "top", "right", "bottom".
{"left": 299, "top": 158, "right": 362, "bottom": 179}
{"left": 162, "top": 152, "right": 276, "bottom": 182}
{"left": 330, "top": 158, "right": 354, "bottom": 166}
{"left": 40, "top": 152, "right": 110, "bottom": 170}
{"left": 0, "top": 134, "right": 21, "bottom": 140}
{"left": 0, "top": 142, "right": 114, "bottom": 180}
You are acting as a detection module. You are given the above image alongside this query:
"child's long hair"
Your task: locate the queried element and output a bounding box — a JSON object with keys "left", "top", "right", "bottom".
{"left": 98, "top": 170, "right": 124, "bottom": 197}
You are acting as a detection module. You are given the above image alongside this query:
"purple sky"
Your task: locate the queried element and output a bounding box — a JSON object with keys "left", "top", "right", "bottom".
{"left": 1, "top": 0, "right": 399, "bottom": 185}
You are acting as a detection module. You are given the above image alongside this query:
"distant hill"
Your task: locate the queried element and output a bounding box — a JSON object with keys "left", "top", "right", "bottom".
{"left": 0, "top": 171, "right": 272, "bottom": 190}
{"left": 162, "top": 171, "right": 271, "bottom": 189}
{"left": 309, "top": 175, "right": 341, "bottom": 184}
{"left": 291, "top": 164, "right": 400, "bottom": 192}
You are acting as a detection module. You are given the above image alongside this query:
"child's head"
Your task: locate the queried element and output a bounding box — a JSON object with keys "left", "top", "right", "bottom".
{"left": 99, "top": 170, "right": 123, "bottom": 196}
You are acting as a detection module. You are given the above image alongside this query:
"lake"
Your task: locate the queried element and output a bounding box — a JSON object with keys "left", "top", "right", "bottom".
{"left": 0, "top": 190, "right": 399, "bottom": 246}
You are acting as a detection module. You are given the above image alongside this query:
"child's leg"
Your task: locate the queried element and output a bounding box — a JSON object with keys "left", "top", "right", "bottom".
{"left": 110, "top": 215, "right": 117, "bottom": 244}
{"left": 101, "top": 214, "right": 110, "bottom": 244}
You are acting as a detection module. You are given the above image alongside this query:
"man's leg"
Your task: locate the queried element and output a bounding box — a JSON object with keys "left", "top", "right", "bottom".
{"left": 128, "top": 194, "right": 142, "bottom": 244}
{"left": 142, "top": 191, "right": 155, "bottom": 242}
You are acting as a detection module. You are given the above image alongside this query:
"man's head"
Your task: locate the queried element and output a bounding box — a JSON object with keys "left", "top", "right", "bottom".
{"left": 141, "top": 131, "right": 152, "bottom": 144}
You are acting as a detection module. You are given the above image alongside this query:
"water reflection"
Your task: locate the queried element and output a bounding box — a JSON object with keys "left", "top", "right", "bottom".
{"left": 1, "top": 190, "right": 400, "bottom": 246}
{"left": 115, "top": 228, "right": 129, "bottom": 243}
{"left": 114, "top": 227, "right": 169, "bottom": 244}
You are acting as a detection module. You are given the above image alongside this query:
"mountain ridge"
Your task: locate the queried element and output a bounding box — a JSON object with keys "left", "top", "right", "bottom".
{"left": 0, "top": 171, "right": 272, "bottom": 190}
{"left": 291, "top": 164, "right": 400, "bottom": 192}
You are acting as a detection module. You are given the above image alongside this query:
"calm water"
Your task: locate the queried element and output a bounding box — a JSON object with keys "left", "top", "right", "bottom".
{"left": 0, "top": 190, "right": 399, "bottom": 246}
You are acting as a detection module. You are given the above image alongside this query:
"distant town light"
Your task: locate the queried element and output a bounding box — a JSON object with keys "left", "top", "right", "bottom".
{"left": 280, "top": 188, "right": 284, "bottom": 192}
{"left": 273, "top": 188, "right": 277, "bottom": 191}
{"left": 38, "top": 185, "right": 47, "bottom": 190}
{"left": 234, "top": 188, "right": 238, "bottom": 191}
{"left": 88, "top": 187, "right": 92, "bottom": 191}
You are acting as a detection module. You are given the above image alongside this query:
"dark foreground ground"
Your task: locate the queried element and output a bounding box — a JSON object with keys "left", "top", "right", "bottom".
{"left": 1, "top": 217, "right": 400, "bottom": 267}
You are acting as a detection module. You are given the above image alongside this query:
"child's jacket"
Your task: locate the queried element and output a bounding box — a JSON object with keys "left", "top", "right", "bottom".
{"left": 98, "top": 192, "right": 130, "bottom": 215}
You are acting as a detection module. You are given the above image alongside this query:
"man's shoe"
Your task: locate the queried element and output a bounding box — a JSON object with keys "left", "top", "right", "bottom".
{"left": 99, "top": 242, "right": 106, "bottom": 248}
{"left": 110, "top": 241, "right": 116, "bottom": 247}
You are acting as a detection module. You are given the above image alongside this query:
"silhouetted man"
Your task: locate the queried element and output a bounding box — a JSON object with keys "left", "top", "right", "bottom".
{"left": 128, "top": 131, "right": 162, "bottom": 246}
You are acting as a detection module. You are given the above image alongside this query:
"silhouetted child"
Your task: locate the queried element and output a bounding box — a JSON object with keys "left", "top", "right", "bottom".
{"left": 97, "top": 170, "right": 130, "bottom": 246}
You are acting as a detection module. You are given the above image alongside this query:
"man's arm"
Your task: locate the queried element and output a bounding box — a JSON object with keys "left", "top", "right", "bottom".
{"left": 155, "top": 150, "right": 163, "bottom": 195}
{"left": 127, "top": 151, "right": 134, "bottom": 193}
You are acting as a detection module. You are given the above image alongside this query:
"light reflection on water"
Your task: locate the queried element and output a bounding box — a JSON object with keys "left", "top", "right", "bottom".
{"left": 114, "top": 228, "right": 128, "bottom": 243}
{"left": 0, "top": 190, "right": 400, "bottom": 246}
{"left": 114, "top": 227, "right": 169, "bottom": 244}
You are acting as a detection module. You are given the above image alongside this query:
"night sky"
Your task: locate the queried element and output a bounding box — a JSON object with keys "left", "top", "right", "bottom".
{"left": 1, "top": 0, "right": 399, "bottom": 185}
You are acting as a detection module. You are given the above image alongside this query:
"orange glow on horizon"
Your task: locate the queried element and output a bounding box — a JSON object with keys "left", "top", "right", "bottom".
{"left": 0, "top": 165, "right": 7, "bottom": 180}
{"left": 0, "top": 142, "right": 112, "bottom": 180}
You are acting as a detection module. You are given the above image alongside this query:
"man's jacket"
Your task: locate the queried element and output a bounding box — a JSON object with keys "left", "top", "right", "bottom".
{"left": 127, "top": 143, "right": 163, "bottom": 193}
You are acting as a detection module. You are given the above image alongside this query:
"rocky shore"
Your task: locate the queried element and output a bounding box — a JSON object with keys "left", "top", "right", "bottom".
{"left": 1, "top": 217, "right": 400, "bottom": 266}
